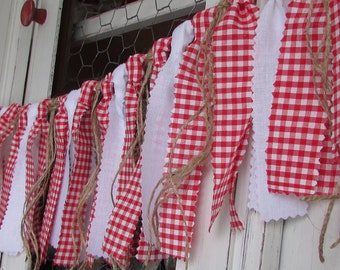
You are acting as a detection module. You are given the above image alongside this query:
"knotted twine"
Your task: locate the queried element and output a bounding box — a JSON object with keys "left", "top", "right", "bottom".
{"left": 21, "top": 98, "right": 58, "bottom": 270}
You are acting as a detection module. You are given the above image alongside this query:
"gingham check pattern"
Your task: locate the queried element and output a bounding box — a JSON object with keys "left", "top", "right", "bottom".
{"left": 267, "top": 0, "right": 329, "bottom": 196}
{"left": 102, "top": 54, "right": 145, "bottom": 267}
{"left": 331, "top": 0, "right": 340, "bottom": 152}
{"left": 0, "top": 104, "right": 24, "bottom": 228}
{"left": 54, "top": 80, "right": 96, "bottom": 266}
{"left": 137, "top": 37, "right": 172, "bottom": 262}
{"left": 85, "top": 73, "right": 114, "bottom": 265}
{"left": 315, "top": 0, "right": 340, "bottom": 196}
{"left": 24, "top": 99, "right": 51, "bottom": 249}
{"left": 210, "top": 1, "right": 258, "bottom": 230}
{"left": 150, "top": 37, "right": 172, "bottom": 89}
{"left": 156, "top": 7, "right": 217, "bottom": 260}
{"left": 38, "top": 95, "right": 68, "bottom": 263}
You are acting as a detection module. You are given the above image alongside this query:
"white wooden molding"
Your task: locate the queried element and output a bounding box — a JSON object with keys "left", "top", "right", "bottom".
{"left": 73, "top": 0, "right": 206, "bottom": 43}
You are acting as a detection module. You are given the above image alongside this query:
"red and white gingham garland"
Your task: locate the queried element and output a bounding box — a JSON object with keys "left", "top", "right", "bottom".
{"left": 0, "top": 103, "right": 22, "bottom": 228}
{"left": 38, "top": 95, "right": 68, "bottom": 263}
{"left": 53, "top": 80, "right": 96, "bottom": 266}
{"left": 102, "top": 54, "right": 145, "bottom": 267}
{"left": 24, "top": 99, "right": 51, "bottom": 250}
{"left": 267, "top": 0, "right": 328, "bottom": 196}
{"left": 210, "top": 1, "right": 258, "bottom": 230}
{"left": 85, "top": 73, "right": 114, "bottom": 265}
{"left": 136, "top": 37, "right": 172, "bottom": 262}
{"left": 156, "top": 7, "right": 217, "bottom": 260}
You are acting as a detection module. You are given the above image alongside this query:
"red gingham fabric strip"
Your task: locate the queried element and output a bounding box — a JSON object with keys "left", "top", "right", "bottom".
{"left": 331, "top": 0, "right": 340, "bottom": 153}
{"left": 38, "top": 95, "right": 68, "bottom": 263}
{"left": 315, "top": 0, "right": 340, "bottom": 196}
{"left": 150, "top": 37, "right": 172, "bottom": 89}
{"left": 210, "top": 1, "right": 258, "bottom": 230}
{"left": 267, "top": 0, "right": 328, "bottom": 196}
{"left": 330, "top": 0, "right": 340, "bottom": 194}
{"left": 102, "top": 54, "right": 145, "bottom": 267}
{"left": 85, "top": 73, "right": 114, "bottom": 264}
{"left": 0, "top": 104, "right": 25, "bottom": 228}
{"left": 0, "top": 104, "right": 21, "bottom": 145}
{"left": 157, "top": 7, "right": 217, "bottom": 260}
{"left": 136, "top": 37, "right": 172, "bottom": 262}
{"left": 54, "top": 80, "right": 96, "bottom": 266}
{"left": 24, "top": 99, "right": 51, "bottom": 249}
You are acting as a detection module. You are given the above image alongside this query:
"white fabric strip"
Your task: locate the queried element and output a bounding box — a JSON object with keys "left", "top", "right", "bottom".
{"left": 140, "top": 20, "right": 195, "bottom": 244}
{"left": 50, "top": 89, "right": 81, "bottom": 247}
{"left": 86, "top": 64, "right": 127, "bottom": 258}
{"left": 0, "top": 103, "right": 38, "bottom": 254}
{"left": 249, "top": 0, "right": 308, "bottom": 221}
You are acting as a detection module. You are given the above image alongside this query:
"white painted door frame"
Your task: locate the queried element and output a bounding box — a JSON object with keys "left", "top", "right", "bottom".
{"left": 0, "top": 0, "right": 64, "bottom": 269}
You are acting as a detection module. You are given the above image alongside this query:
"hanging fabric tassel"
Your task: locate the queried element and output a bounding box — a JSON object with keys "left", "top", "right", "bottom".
{"left": 0, "top": 103, "right": 22, "bottom": 228}
{"left": 102, "top": 53, "right": 146, "bottom": 269}
{"left": 49, "top": 88, "right": 81, "bottom": 248}
{"left": 0, "top": 104, "right": 35, "bottom": 255}
{"left": 22, "top": 98, "right": 57, "bottom": 270}
{"left": 86, "top": 65, "right": 127, "bottom": 264}
{"left": 267, "top": 0, "right": 330, "bottom": 197}
{"left": 248, "top": 0, "right": 308, "bottom": 221}
{"left": 135, "top": 36, "right": 173, "bottom": 262}
{"left": 210, "top": 0, "right": 258, "bottom": 230}
{"left": 145, "top": 3, "right": 222, "bottom": 262}
{"left": 38, "top": 94, "right": 69, "bottom": 264}
{"left": 53, "top": 80, "right": 97, "bottom": 267}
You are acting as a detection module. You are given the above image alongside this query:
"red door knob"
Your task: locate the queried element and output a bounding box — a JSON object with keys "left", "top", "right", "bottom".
{"left": 21, "top": 0, "right": 47, "bottom": 26}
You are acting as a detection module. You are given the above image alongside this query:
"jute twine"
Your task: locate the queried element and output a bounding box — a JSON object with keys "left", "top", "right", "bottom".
{"left": 145, "top": 1, "right": 230, "bottom": 268}
{"left": 304, "top": 0, "right": 340, "bottom": 263}
{"left": 107, "top": 50, "right": 154, "bottom": 268}
{"left": 72, "top": 82, "right": 103, "bottom": 270}
{"left": 21, "top": 98, "right": 58, "bottom": 270}
{"left": 110, "top": 50, "right": 154, "bottom": 209}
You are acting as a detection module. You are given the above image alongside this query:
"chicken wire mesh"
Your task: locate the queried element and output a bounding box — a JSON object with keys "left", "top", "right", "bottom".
{"left": 52, "top": 0, "right": 205, "bottom": 96}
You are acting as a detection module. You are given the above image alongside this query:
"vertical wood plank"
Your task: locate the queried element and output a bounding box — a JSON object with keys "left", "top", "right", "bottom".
{"left": 280, "top": 201, "right": 340, "bottom": 270}
{"left": 0, "top": 0, "right": 33, "bottom": 105}
{"left": 23, "top": 0, "right": 64, "bottom": 104}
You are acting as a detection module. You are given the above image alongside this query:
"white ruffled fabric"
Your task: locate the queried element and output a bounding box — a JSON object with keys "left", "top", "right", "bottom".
{"left": 50, "top": 89, "right": 81, "bottom": 247}
{"left": 86, "top": 64, "right": 127, "bottom": 259}
{"left": 248, "top": 0, "right": 308, "bottom": 221}
{"left": 0, "top": 103, "right": 38, "bottom": 254}
{"left": 140, "top": 20, "right": 195, "bottom": 245}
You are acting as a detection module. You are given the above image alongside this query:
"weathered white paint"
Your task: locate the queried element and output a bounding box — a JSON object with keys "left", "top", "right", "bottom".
{"left": 23, "top": 0, "right": 64, "bottom": 104}
{"left": 73, "top": 0, "right": 206, "bottom": 43}
{"left": 0, "top": 0, "right": 33, "bottom": 105}
{"left": 0, "top": 0, "right": 63, "bottom": 269}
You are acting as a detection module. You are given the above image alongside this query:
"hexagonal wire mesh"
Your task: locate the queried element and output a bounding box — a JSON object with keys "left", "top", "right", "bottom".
{"left": 52, "top": 0, "right": 205, "bottom": 96}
